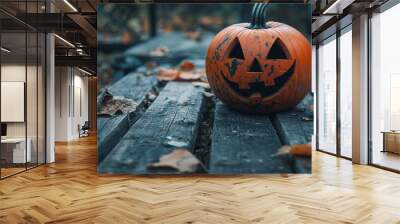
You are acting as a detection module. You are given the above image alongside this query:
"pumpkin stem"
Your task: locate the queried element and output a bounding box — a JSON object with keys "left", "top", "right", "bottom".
{"left": 250, "top": 3, "right": 270, "bottom": 29}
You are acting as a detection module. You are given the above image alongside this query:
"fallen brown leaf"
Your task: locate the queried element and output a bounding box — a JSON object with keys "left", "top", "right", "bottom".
{"left": 148, "top": 149, "right": 203, "bottom": 173}
{"left": 98, "top": 95, "right": 138, "bottom": 116}
{"left": 157, "top": 68, "right": 180, "bottom": 81}
{"left": 179, "top": 71, "right": 203, "bottom": 81}
{"left": 274, "top": 144, "right": 312, "bottom": 157}
{"left": 179, "top": 60, "right": 195, "bottom": 71}
{"left": 149, "top": 46, "right": 169, "bottom": 57}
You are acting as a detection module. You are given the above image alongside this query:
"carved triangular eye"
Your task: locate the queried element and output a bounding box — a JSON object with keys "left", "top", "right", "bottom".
{"left": 249, "top": 59, "right": 263, "bottom": 72}
{"left": 228, "top": 38, "right": 244, "bottom": 60}
{"left": 267, "top": 38, "right": 287, "bottom": 59}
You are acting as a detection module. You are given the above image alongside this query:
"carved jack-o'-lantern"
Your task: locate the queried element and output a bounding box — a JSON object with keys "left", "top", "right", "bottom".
{"left": 205, "top": 3, "right": 311, "bottom": 113}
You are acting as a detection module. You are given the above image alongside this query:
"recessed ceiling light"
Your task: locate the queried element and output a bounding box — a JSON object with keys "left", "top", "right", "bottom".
{"left": 63, "top": 0, "right": 78, "bottom": 12}
{"left": 1, "top": 47, "right": 11, "bottom": 53}
{"left": 78, "top": 67, "right": 93, "bottom": 76}
{"left": 323, "top": 0, "right": 354, "bottom": 15}
{"left": 54, "top": 34, "right": 75, "bottom": 48}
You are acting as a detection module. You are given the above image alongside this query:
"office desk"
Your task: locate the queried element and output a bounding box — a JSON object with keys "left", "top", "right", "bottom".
{"left": 1, "top": 138, "right": 31, "bottom": 163}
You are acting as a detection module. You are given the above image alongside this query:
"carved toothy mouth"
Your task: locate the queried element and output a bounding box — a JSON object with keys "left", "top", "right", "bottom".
{"left": 221, "top": 61, "right": 296, "bottom": 98}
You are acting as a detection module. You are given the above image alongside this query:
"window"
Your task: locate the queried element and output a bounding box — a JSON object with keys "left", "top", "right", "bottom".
{"left": 370, "top": 3, "right": 400, "bottom": 171}
{"left": 317, "top": 35, "right": 337, "bottom": 154}
{"left": 339, "top": 27, "right": 352, "bottom": 158}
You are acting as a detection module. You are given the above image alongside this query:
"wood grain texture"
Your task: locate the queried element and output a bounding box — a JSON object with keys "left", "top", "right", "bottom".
{"left": 97, "top": 72, "right": 157, "bottom": 162}
{"left": 271, "top": 95, "right": 313, "bottom": 173}
{"left": 1, "top": 135, "right": 400, "bottom": 223}
{"left": 209, "top": 101, "right": 294, "bottom": 174}
{"left": 272, "top": 111, "right": 312, "bottom": 145}
{"left": 98, "top": 82, "right": 205, "bottom": 174}
{"left": 124, "top": 32, "right": 214, "bottom": 61}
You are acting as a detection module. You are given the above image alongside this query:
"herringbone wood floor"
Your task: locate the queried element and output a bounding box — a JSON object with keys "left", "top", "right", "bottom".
{"left": 0, "top": 135, "right": 400, "bottom": 224}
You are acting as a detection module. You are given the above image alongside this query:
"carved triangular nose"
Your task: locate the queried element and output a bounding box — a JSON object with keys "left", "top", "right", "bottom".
{"left": 249, "top": 59, "right": 263, "bottom": 72}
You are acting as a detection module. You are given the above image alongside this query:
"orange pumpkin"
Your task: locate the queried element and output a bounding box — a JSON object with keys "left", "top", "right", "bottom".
{"left": 205, "top": 3, "right": 311, "bottom": 114}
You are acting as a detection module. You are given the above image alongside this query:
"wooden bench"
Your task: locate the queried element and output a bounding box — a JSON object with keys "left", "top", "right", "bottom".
{"left": 97, "top": 72, "right": 157, "bottom": 163}
{"left": 98, "top": 82, "right": 205, "bottom": 174}
{"left": 98, "top": 32, "right": 312, "bottom": 174}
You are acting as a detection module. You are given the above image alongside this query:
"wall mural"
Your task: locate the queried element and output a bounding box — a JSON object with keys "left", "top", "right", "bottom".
{"left": 97, "top": 3, "right": 312, "bottom": 175}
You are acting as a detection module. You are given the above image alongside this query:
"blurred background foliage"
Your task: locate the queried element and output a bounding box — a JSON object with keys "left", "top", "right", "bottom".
{"left": 98, "top": 4, "right": 310, "bottom": 43}
{"left": 97, "top": 3, "right": 310, "bottom": 88}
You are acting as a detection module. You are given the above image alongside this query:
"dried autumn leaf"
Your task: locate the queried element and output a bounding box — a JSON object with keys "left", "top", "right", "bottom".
{"left": 98, "top": 95, "right": 138, "bottom": 116}
{"left": 148, "top": 148, "right": 203, "bottom": 173}
{"left": 179, "top": 71, "right": 202, "bottom": 81}
{"left": 179, "top": 59, "right": 195, "bottom": 71}
{"left": 157, "top": 68, "right": 180, "bottom": 81}
{"left": 274, "top": 144, "right": 312, "bottom": 157}
{"left": 149, "top": 46, "right": 169, "bottom": 57}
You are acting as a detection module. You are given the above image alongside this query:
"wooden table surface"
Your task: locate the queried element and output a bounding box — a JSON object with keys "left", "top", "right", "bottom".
{"left": 98, "top": 32, "right": 312, "bottom": 174}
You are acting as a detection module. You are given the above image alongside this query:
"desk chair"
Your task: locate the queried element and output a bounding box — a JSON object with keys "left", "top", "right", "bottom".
{"left": 78, "top": 121, "right": 90, "bottom": 138}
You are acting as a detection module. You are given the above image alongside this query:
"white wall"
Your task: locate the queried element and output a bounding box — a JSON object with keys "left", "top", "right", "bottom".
{"left": 54, "top": 67, "right": 89, "bottom": 141}
{"left": 1, "top": 65, "right": 38, "bottom": 138}
{"left": 55, "top": 66, "right": 69, "bottom": 141}
{"left": 1, "top": 65, "right": 26, "bottom": 142}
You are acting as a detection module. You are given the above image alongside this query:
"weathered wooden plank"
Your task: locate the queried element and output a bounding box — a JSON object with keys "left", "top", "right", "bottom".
{"left": 97, "top": 73, "right": 157, "bottom": 163}
{"left": 98, "top": 82, "right": 205, "bottom": 174}
{"left": 124, "top": 32, "right": 214, "bottom": 60}
{"left": 272, "top": 112, "right": 312, "bottom": 146}
{"left": 272, "top": 94, "right": 313, "bottom": 173}
{"left": 124, "top": 33, "right": 186, "bottom": 56}
{"left": 97, "top": 116, "right": 128, "bottom": 163}
{"left": 209, "top": 102, "right": 295, "bottom": 174}
{"left": 106, "top": 72, "right": 157, "bottom": 101}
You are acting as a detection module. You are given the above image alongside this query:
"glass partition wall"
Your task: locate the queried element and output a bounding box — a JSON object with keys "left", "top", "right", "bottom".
{"left": 370, "top": 3, "right": 400, "bottom": 171}
{"left": 316, "top": 25, "right": 353, "bottom": 159}
{"left": 0, "top": 4, "right": 46, "bottom": 179}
